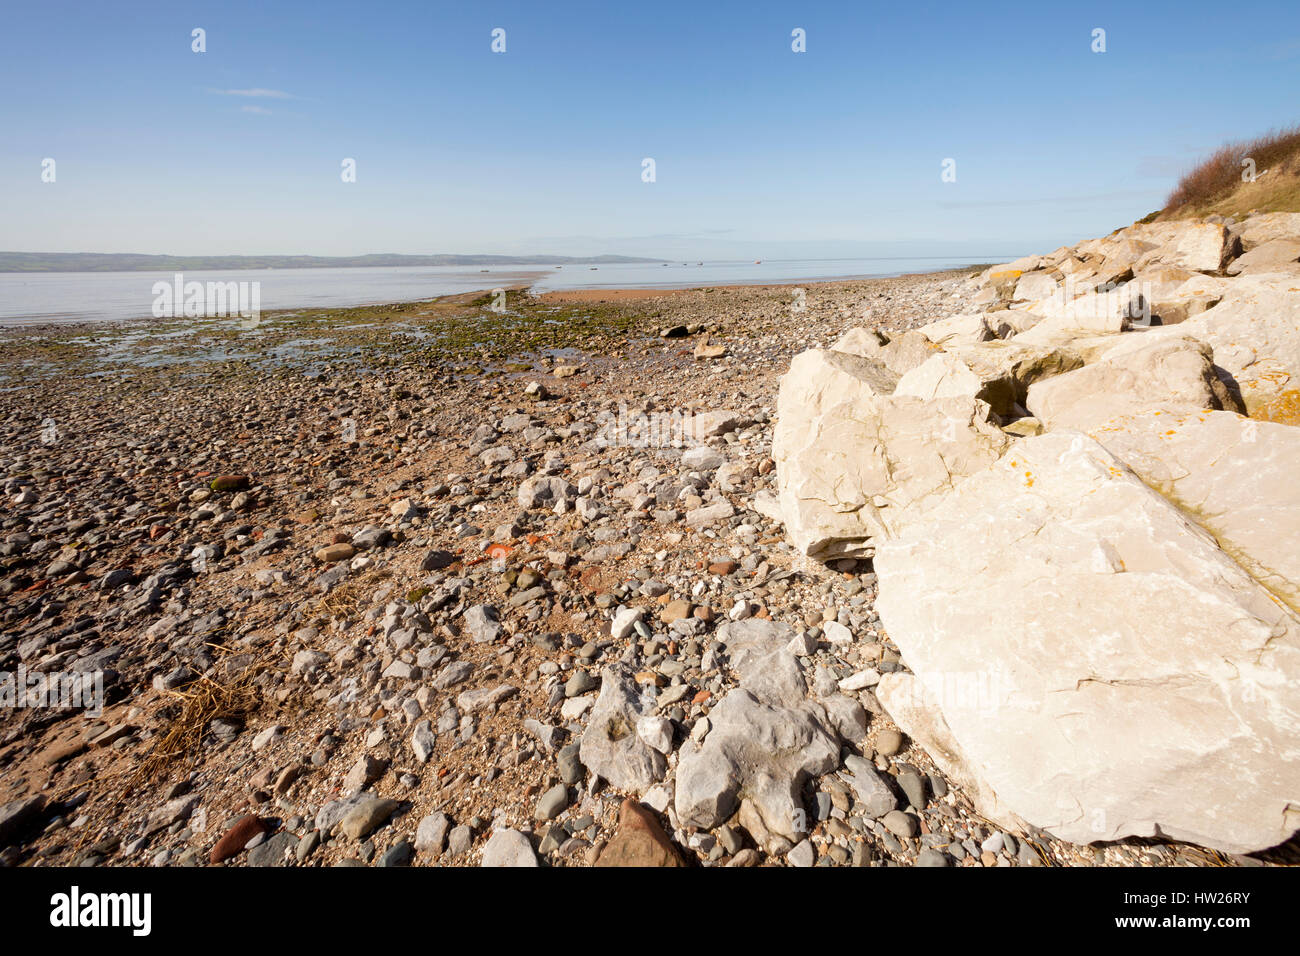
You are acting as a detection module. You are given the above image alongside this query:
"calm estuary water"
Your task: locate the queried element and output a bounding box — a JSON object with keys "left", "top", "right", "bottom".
{"left": 0, "top": 257, "right": 994, "bottom": 327}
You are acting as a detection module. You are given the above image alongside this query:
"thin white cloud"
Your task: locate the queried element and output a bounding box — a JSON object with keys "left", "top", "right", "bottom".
{"left": 241, "top": 105, "right": 273, "bottom": 115}
{"left": 210, "top": 88, "right": 295, "bottom": 99}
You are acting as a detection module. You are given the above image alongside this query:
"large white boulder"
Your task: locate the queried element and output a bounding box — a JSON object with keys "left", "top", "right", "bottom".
{"left": 1234, "top": 211, "right": 1300, "bottom": 250}
{"left": 917, "top": 312, "right": 994, "bottom": 348}
{"left": 946, "top": 340, "right": 1086, "bottom": 413}
{"left": 1226, "top": 238, "right": 1300, "bottom": 276}
{"left": 831, "top": 328, "right": 940, "bottom": 375}
{"left": 1137, "top": 272, "right": 1300, "bottom": 414}
{"left": 1025, "top": 335, "right": 1239, "bottom": 432}
{"left": 1143, "top": 270, "right": 1226, "bottom": 325}
{"left": 1090, "top": 409, "right": 1300, "bottom": 614}
{"left": 1014, "top": 283, "right": 1143, "bottom": 345}
{"left": 1012, "top": 271, "right": 1059, "bottom": 303}
{"left": 1129, "top": 220, "right": 1238, "bottom": 272}
{"left": 874, "top": 430, "right": 1300, "bottom": 854}
{"left": 774, "top": 359, "right": 1007, "bottom": 558}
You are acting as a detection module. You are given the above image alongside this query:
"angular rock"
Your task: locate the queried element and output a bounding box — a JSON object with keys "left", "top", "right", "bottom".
{"left": 343, "top": 754, "right": 387, "bottom": 792}
{"left": 1026, "top": 335, "right": 1239, "bottom": 432}
{"left": 1012, "top": 271, "right": 1058, "bottom": 303}
{"left": 1014, "top": 283, "right": 1142, "bottom": 344}
{"left": 842, "top": 754, "right": 899, "bottom": 817}
{"left": 1127, "top": 273, "right": 1300, "bottom": 414}
{"left": 518, "top": 476, "right": 577, "bottom": 510}
{"left": 480, "top": 828, "right": 538, "bottom": 867}
{"left": 1235, "top": 211, "right": 1300, "bottom": 250}
{"left": 579, "top": 665, "right": 667, "bottom": 792}
{"left": 415, "top": 812, "right": 450, "bottom": 855}
{"left": 917, "top": 313, "right": 994, "bottom": 348}
{"left": 462, "top": 604, "right": 503, "bottom": 643}
{"left": 874, "top": 430, "right": 1300, "bottom": 854}
{"left": 682, "top": 445, "right": 725, "bottom": 471}
{"left": 595, "top": 797, "right": 685, "bottom": 867}
{"left": 456, "top": 684, "right": 518, "bottom": 714}
{"left": 247, "top": 830, "right": 297, "bottom": 867}
{"left": 685, "top": 500, "right": 735, "bottom": 528}
{"left": 1129, "top": 220, "right": 1237, "bottom": 272}
{"left": 411, "top": 720, "right": 436, "bottom": 763}
{"left": 832, "top": 328, "right": 941, "bottom": 375}
{"left": 774, "top": 380, "right": 1008, "bottom": 559}
{"left": 145, "top": 794, "right": 199, "bottom": 834}
{"left": 686, "top": 410, "right": 752, "bottom": 440}
{"left": 1226, "top": 238, "right": 1300, "bottom": 276}
{"left": 674, "top": 620, "right": 840, "bottom": 842}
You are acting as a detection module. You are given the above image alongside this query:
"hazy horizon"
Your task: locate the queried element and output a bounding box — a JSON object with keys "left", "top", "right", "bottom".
{"left": 0, "top": 239, "right": 1038, "bottom": 265}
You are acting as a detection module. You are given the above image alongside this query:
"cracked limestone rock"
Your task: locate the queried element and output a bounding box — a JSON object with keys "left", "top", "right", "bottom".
{"left": 773, "top": 348, "right": 1008, "bottom": 558}
{"left": 674, "top": 620, "right": 841, "bottom": 844}
{"left": 874, "top": 430, "right": 1300, "bottom": 854}
{"left": 578, "top": 665, "right": 667, "bottom": 792}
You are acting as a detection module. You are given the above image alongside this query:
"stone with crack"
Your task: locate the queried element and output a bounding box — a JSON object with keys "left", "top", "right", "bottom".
{"left": 578, "top": 665, "right": 667, "bottom": 792}
{"left": 673, "top": 620, "right": 841, "bottom": 842}
{"left": 873, "top": 430, "right": 1300, "bottom": 854}
{"left": 773, "top": 363, "right": 1008, "bottom": 559}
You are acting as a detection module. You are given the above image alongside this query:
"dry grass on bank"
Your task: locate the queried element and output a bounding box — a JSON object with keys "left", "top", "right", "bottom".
{"left": 1163, "top": 125, "right": 1300, "bottom": 217}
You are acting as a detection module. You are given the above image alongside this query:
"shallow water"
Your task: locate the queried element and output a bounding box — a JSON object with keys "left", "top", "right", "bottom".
{"left": 527, "top": 256, "right": 993, "bottom": 292}
{"left": 0, "top": 257, "right": 994, "bottom": 327}
{"left": 0, "top": 265, "right": 547, "bottom": 327}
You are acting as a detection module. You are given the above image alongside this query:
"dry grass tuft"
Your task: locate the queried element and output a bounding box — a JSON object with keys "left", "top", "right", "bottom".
{"left": 1166, "top": 125, "right": 1300, "bottom": 212}
{"left": 317, "top": 566, "right": 391, "bottom": 618}
{"left": 131, "top": 663, "right": 267, "bottom": 784}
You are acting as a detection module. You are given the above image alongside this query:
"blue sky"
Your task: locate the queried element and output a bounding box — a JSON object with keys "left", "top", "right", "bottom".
{"left": 2, "top": 0, "right": 1298, "bottom": 259}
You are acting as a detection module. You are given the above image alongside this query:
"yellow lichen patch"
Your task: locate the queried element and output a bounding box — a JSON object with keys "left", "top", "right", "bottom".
{"left": 1255, "top": 389, "right": 1300, "bottom": 426}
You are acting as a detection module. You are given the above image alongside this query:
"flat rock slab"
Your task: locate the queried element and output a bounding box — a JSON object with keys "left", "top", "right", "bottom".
{"left": 874, "top": 430, "right": 1300, "bottom": 854}
{"left": 1026, "top": 335, "right": 1238, "bottom": 432}
{"left": 1090, "top": 409, "right": 1300, "bottom": 615}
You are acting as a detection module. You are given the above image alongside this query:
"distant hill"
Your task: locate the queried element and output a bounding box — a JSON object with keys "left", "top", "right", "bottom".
{"left": 0, "top": 252, "right": 665, "bottom": 273}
